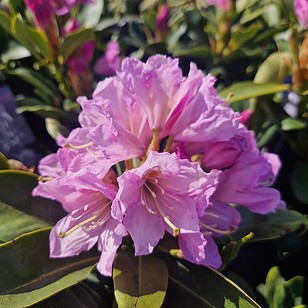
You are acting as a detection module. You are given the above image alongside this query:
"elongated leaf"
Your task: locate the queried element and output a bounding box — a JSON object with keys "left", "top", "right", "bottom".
{"left": 11, "top": 14, "right": 51, "bottom": 59}
{"left": 61, "top": 28, "right": 95, "bottom": 62}
{"left": 0, "top": 202, "right": 50, "bottom": 242}
{"left": 281, "top": 118, "right": 306, "bottom": 131}
{"left": 0, "top": 153, "right": 9, "bottom": 170}
{"left": 113, "top": 247, "right": 168, "bottom": 308}
{"left": 162, "top": 256, "right": 261, "bottom": 308}
{"left": 172, "top": 45, "right": 212, "bottom": 59}
{"left": 7, "top": 68, "right": 55, "bottom": 99}
{"left": 0, "top": 267, "right": 95, "bottom": 308}
{"left": 16, "top": 105, "right": 72, "bottom": 119}
{"left": 230, "top": 208, "right": 308, "bottom": 242}
{"left": 0, "top": 170, "right": 66, "bottom": 224}
{"left": 0, "top": 10, "right": 11, "bottom": 33}
{"left": 218, "top": 82, "right": 290, "bottom": 103}
{"left": 0, "top": 229, "right": 99, "bottom": 295}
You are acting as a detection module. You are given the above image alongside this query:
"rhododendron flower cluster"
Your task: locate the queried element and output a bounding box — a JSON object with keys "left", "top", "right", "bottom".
{"left": 33, "top": 55, "right": 284, "bottom": 276}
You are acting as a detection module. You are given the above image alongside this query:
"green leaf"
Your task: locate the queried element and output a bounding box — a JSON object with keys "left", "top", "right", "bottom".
{"left": 0, "top": 266, "right": 95, "bottom": 308}
{"left": 78, "top": 0, "right": 104, "bottom": 28}
{"left": 162, "top": 256, "right": 261, "bottom": 307}
{"left": 284, "top": 276, "right": 305, "bottom": 306}
{"left": 7, "top": 67, "right": 56, "bottom": 98}
{"left": 11, "top": 14, "right": 51, "bottom": 60}
{"left": 230, "top": 208, "right": 308, "bottom": 242}
{"left": 172, "top": 45, "right": 212, "bottom": 59}
{"left": 0, "top": 170, "right": 66, "bottom": 224}
{"left": 1, "top": 40, "right": 31, "bottom": 62}
{"left": 45, "top": 117, "right": 69, "bottom": 140}
{"left": 0, "top": 10, "right": 11, "bottom": 33}
{"left": 281, "top": 118, "right": 306, "bottom": 131}
{"left": 291, "top": 162, "right": 308, "bottom": 204}
{"left": 0, "top": 153, "right": 9, "bottom": 170}
{"left": 0, "top": 229, "right": 99, "bottom": 306}
{"left": 16, "top": 105, "right": 72, "bottom": 120}
{"left": 218, "top": 81, "right": 290, "bottom": 103}
{"left": 0, "top": 202, "right": 50, "bottom": 242}
{"left": 61, "top": 28, "right": 95, "bottom": 62}
{"left": 113, "top": 247, "right": 168, "bottom": 308}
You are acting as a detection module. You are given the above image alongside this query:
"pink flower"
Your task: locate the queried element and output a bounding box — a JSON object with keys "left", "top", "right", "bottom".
{"left": 213, "top": 151, "right": 285, "bottom": 214}
{"left": 113, "top": 151, "right": 221, "bottom": 268}
{"left": 52, "top": 0, "right": 94, "bottom": 15}
{"left": 295, "top": 0, "right": 308, "bottom": 29}
{"left": 207, "top": 0, "right": 233, "bottom": 11}
{"left": 33, "top": 170, "right": 126, "bottom": 276}
{"left": 240, "top": 109, "right": 253, "bottom": 127}
{"left": 94, "top": 41, "right": 121, "bottom": 76}
{"left": 24, "top": 0, "right": 54, "bottom": 29}
{"left": 156, "top": 4, "right": 169, "bottom": 40}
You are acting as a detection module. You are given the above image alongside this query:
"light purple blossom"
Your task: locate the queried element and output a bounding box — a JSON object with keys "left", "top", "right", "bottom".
{"left": 207, "top": 0, "right": 232, "bottom": 11}
{"left": 94, "top": 41, "right": 121, "bottom": 76}
{"left": 113, "top": 151, "right": 221, "bottom": 268}
{"left": 295, "top": 0, "right": 308, "bottom": 29}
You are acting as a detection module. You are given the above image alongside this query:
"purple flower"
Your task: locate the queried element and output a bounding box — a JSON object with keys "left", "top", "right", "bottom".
{"left": 24, "top": 0, "right": 54, "bottom": 29}
{"left": 52, "top": 0, "right": 94, "bottom": 15}
{"left": 213, "top": 151, "right": 285, "bottom": 214}
{"left": 113, "top": 151, "right": 221, "bottom": 268}
{"left": 207, "top": 0, "right": 232, "bottom": 11}
{"left": 33, "top": 170, "right": 126, "bottom": 276}
{"left": 94, "top": 41, "right": 121, "bottom": 76}
{"left": 295, "top": 0, "right": 308, "bottom": 29}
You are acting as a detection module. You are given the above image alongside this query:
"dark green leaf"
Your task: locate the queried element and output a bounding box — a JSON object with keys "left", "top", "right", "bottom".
{"left": 113, "top": 247, "right": 168, "bottom": 308}
{"left": 0, "top": 170, "right": 66, "bottom": 224}
{"left": 172, "top": 45, "right": 212, "bottom": 59}
{"left": 0, "top": 202, "right": 50, "bottom": 242}
{"left": 230, "top": 208, "right": 308, "bottom": 242}
{"left": 281, "top": 118, "right": 306, "bottom": 131}
{"left": 218, "top": 82, "right": 290, "bottom": 103}
{"left": 0, "top": 229, "right": 99, "bottom": 295}
{"left": 0, "top": 266, "right": 95, "bottom": 308}
{"left": 61, "top": 28, "right": 95, "bottom": 62}
{"left": 291, "top": 162, "right": 308, "bottom": 204}
{"left": 11, "top": 14, "right": 51, "bottom": 60}
{"left": 0, "top": 153, "right": 9, "bottom": 170}
{"left": 7, "top": 67, "right": 55, "bottom": 98}
{"left": 162, "top": 256, "right": 260, "bottom": 308}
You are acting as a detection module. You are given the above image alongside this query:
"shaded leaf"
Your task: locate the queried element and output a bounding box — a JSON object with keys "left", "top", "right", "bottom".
{"left": 0, "top": 266, "right": 95, "bottom": 308}
{"left": 172, "top": 45, "right": 212, "bottom": 59}
{"left": 61, "top": 28, "right": 95, "bottom": 62}
{"left": 230, "top": 208, "right": 308, "bottom": 242}
{"left": 281, "top": 118, "right": 306, "bottom": 131}
{"left": 0, "top": 229, "right": 99, "bottom": 295}
{"left": 0, "top": 170, "right": 66, "bottom": 224}
{"left": 291, "top": 162, "right": 308, "bottom": 204}
{"left": 162, "top": 256, "right": 260, "bottom": 308}
{"left": 11, "top": 14, "right": 51, "bottom": 59}
{"left": 16, "top": 105, "right": 72, "bottom": 119}
{"left": 0, "top": 202, "right": 50, "bottom": 242}
{"left": 0, "top": 10, "right": 11, "bottom": 33}
{"left": 113, "top": 247, "right": 168, "bottom": 308}
{"left": 219, "top": 81, "right": 290, "bottom": 103}
{"left": 0, "top": 153, "right": 9, "bottom": 170}
{"left": 45, "top": 117, "right": 69, "bottom": 140}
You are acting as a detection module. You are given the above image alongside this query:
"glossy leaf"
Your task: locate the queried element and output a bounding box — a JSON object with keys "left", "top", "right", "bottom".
{"left": 16, "top": 105, "right": 72, "bottom": 119}
{"left": 61, "top": 28, "right": 95, "bottom": 62}
{"left": 0, "top": 202, "right": 50, "bottom": 242}
{"left": 218, "top": 81, "right": 290, "bottom": 103}
{"left": 0, "top": 266, "right": 95, "bottom": 308}
{"left": 0, "top": 229, "right": 99, "bottom": 295}
{"left": 281, "top": 118, "right": 306, "bottom": 131}
{"left": 162, "top": 256, "right": 261, "bottom": 308}
{"left": 7, "top": 67, "right": 56, "bottom": 99}
{"left": 11, "top": 14, "right": 51, "bottom": 60}
{"left": 113, "top": 247, "right": 168, "bottom": 308}
{"left": 291, "top": 162, "right": 308, "bottom": 204}
{"left": 0, "top": 170, "right": 66, "bottom": 224}
{"left": 230, "top": 208, "right": 308, "bottom": 242}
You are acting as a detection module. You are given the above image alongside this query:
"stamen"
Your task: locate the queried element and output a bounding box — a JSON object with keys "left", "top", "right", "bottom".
{"left": 59, "top": 214, "right": 99, "bottom": 238}
{"left": 199, "top": 222, "right": 235, "bottom": 235}
{"left": 38, "top": 176, "right": 54, "bottom": 181}
{"left": 149, "top": 129, "right": 160, "bottom": 151}
{"left": 164, "top": 136, "right": 173, "bottom": 152}
{"left": 64, "top": 142, "right": 93, "bottom": 150}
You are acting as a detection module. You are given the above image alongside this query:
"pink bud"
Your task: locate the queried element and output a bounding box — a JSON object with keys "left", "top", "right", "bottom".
{"left": 24, "top": 0, "right": 54, "bottom": 29}
{"left": 156, "top": 4, "right": 169, "bottom": 34}
{"left": 207, "top": 0, "right": 232, "bottom": 11}
{"left": 295, "top": 0, "right": 308, "bottom": 29}
{"left": 240, "top": 109, "right": 253, "bottom": 127}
